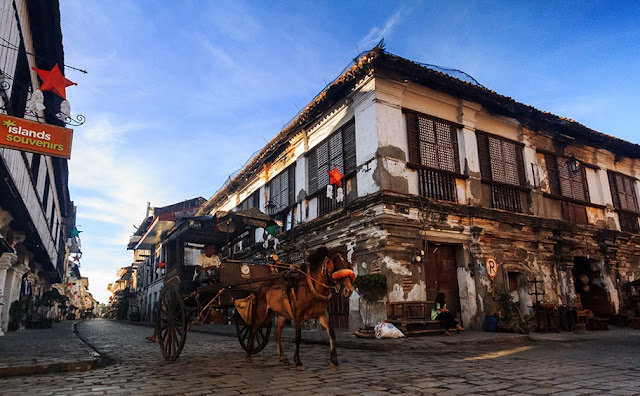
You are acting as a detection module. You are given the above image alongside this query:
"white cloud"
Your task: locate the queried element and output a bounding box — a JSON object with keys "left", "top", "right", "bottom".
{"left": 359, "top": 8, "right": 406, "bottom": 49}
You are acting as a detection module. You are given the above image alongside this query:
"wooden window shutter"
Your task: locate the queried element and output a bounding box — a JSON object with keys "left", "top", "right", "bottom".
{"left": 488, "top": 137, "right": 506, "bottom": 183}
{"left": 545, "top": 153, "right": 561, "bottom": 196}
{"left": 405, "top": 112, "right": 420, "bottom": 164}
{"left": 316, "top": 141, "right": 329, "bottom": 189}
{"left": 578, "top": 166, "right": 590, "bottom": 202}
{"left": 516, "top": 148, "right": 527, "bottom": 187}
{"left": 610, "top": 172, "right": 640, "bottom": 212}
{"left": 574, "top": 204, "right": 588, "bottom": 225}
{"left": 288, "top": 164, "right": 296, "bottom": 207}
{"left": 252, "top": 190, "right": 260, "bottom": 209}
{"left": 476, "top": 133, "right": 492, "bottom": 180}
{"left": 307, "top": 149, "right": 317, "bottom": 194}
{"left": 434, "top": 120, "right": 457, "bottom": 172}
{"left": 329, "top": 132, "right": 344, "bottom": 175}
{"left": 608, "top": 171, "right": 621, "bottom": 210}
{"left": 620, "top": 175, "right": 639, "bottom": 212}
{"left": 450, "top": 124, "right": 460, "bottom": 173}
{"left": 343, "top": 121, "right": 356, "bottom": 174}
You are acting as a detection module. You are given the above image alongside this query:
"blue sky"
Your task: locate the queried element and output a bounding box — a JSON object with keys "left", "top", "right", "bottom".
{"left": 58, "top": 1, "right": 640, "bottom": 303}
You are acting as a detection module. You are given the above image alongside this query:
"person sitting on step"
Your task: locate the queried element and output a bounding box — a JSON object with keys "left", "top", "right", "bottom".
{"left": 431, "top": 292, "right": 465, "bottom": 336}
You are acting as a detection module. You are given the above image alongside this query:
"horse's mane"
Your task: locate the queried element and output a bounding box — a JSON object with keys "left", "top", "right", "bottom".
{"left": 304, "top": 246, "right": 330, "bottom": 271}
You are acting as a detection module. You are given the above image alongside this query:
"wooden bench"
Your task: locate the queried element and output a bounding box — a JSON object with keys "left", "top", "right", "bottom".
{"left": 386, "top": 301, "right": 446, "bottom": 336}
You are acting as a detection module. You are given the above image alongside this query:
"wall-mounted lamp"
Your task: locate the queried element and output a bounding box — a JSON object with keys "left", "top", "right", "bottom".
{"left": 567, "top": 156, "right": 580, "bottom": 173}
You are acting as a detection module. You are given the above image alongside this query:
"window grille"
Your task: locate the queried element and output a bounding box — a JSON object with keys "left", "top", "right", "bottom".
{"left": 406, "top": 112, "right": 460, "bottom": 202}
{"left": 477, "top": 132, "right": 526, "bottom": 212}
{"left": 306, "top": 119, "right": 356, "bottom": 195}
{"left": 268, "top": 165, "right": 295, "bottom": 215}
{"left": 608, "top": 171, "right": 640, "bottom": 233}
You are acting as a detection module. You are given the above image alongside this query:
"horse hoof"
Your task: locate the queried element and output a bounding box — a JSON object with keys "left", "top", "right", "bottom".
{"left": 280, "top": 358, "right": 290, "bottom": 366}
{"left": 296, "top": 365, "right": 306, "bottom": 371}
{"left": 245, "top": 357, "right": 252, "bottom": 363}
{"left": 330, "top": 363, "right": 339, "bottom": 371}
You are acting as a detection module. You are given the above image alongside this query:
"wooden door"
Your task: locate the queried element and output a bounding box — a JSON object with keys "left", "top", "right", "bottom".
{"left": 425, "top": 245, "right": 461, "bottom": 315}
{"left": 328, "top": 294, "right": 349, "bottom": 329}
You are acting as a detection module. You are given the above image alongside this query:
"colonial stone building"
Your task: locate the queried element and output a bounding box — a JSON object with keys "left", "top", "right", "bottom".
{"left": 197, "top": 46, "right": 640, "bottom": 330}
{"left": 0, "top": 0, "right": 78, "bottom": 333}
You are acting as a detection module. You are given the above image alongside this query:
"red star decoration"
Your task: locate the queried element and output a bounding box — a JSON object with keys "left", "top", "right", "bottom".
{"left": 32, "top": 64, "right": 76, "bottom": 99}
{"left": 327, "top": 166, "right": 344, "bottom": 186}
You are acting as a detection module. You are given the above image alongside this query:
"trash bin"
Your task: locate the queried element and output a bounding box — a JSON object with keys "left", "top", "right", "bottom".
{"left": 485, "top": 315, "right": 498, "bottom": 332}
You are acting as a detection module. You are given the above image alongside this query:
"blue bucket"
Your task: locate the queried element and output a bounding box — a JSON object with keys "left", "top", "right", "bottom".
{"left": 485, "top": 315, "right": 498, "bottom": 332}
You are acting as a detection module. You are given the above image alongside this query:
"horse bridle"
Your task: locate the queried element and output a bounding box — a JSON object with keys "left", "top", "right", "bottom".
{"left": 306, "top": 253, "right": 355, "bottom": 301}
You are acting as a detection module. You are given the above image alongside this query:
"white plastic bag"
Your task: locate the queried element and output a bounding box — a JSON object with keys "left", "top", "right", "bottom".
{"left": 374, "top": 322, "right": 405, "bottom": 339}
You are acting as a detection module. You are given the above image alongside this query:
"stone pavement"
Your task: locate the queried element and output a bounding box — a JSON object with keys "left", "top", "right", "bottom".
{"left": 0, "top": 320, "right": 102, "bottom": 377}
{"left": 0, "top": 316, "right": 629, "bottom": 378}
{"left": 0, "top": 319, "right": 638, "bottom": 395}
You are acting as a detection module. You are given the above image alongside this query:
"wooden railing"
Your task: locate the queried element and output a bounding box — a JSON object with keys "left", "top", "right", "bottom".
{"left": 491, "top": 183, "right": 523, "bottom": 213}
{"left": 418, "top": 168, "right": 457, "bottom": 202}
{"left": 317, "top": 186, "right": 345, "bottom": 217}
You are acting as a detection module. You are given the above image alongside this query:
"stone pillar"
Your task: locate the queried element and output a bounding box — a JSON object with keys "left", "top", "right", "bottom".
{"left": 0, "top": 253, "right": 18, "bottom": 334}
{"left": 458, "top": 100, "right": 482, "bottom": 206}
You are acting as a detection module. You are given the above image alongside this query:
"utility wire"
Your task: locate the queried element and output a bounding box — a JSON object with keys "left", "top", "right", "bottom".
{"left": 0, "top": 37, "right": 87, "bottom": 74}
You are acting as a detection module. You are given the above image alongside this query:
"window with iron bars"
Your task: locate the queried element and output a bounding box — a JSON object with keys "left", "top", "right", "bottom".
{"left": 608, "top": 171, "right": 640, "bottom": 233}
{"left": 476, "top": 132, "right": 527, "bottom": 213}
{"left": 307, "top": 119, "right": 356, "bottom": 217}
{"left": 237, "top": 190, "right": 260, "bottom": 212}
{"left": 544, "top": 153, "right": 590, "bottom": 225}
{"left": 267, "top": 164, "right": 295, "bottom": 216}
{"left": 405, "top": 111, "right": 460, "bottom": 202}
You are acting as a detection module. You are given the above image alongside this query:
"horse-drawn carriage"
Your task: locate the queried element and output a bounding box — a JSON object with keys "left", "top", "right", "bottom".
{"left": 154, "top": 209, "right": 355, "bottom": 370}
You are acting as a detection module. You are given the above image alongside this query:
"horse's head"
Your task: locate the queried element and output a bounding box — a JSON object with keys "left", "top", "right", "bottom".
{"left": 329, "top": 253, "right": 355, "bottom": 298}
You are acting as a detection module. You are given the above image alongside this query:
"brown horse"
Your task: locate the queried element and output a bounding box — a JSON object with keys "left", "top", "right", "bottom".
{"left": 245, "top": 247, "right": 355, "bottom": 370}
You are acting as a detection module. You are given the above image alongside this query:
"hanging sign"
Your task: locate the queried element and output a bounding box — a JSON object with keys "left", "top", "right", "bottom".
{"left": 0, "top": 114, "right": 73, "bottom": 159}
{"left": 485, "top": 257, "right": 499, "bottom": 279}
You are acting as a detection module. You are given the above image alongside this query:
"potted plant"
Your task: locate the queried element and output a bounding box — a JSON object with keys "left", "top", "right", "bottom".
{"left": 8, "top": 300, "right": 27, "bottom": 331}
{"left": 353, "top": 273, "right": 387, "bottom": 337}
{"left": 495, "top": 289, "right": 533, "bottom": 334}
{"left": 35, "top": 289, "right": 69, "bottom": 327}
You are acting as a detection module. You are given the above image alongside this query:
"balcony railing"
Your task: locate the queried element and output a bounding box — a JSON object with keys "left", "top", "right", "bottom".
{"left": 418, "top": 168, "right": 457, "bottom": 202}
{"left": 491, "top": 184, "right": 523, "bottom": 213}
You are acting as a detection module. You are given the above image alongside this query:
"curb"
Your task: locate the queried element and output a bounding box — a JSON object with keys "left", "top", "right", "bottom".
{"left": 73, "top": 320, "right": 115, "bottom": 366}
{"left": 0, "top": 321, "right": 106, "bottom": 378}
{"left": 117, "top": 319, "right": 534, "bottom": 351}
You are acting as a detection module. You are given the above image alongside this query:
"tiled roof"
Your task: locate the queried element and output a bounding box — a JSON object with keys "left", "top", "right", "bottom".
{"left": 200, "top": 46, "right": 640, "bottom": 214}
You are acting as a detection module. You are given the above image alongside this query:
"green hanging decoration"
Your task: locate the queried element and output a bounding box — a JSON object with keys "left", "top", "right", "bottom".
{"left": 69, "top": 226, "right": 83, "bottom": 238}
{"left": 265, "top": 225, "right": 279, "bottom": 237}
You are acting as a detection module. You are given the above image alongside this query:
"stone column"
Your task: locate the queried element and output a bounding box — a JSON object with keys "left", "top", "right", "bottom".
{"left": 458, "top": 100, "right": 482, "bottom": 206}
{"left": 0, "top": 253, "right": 18, "bottom": 334}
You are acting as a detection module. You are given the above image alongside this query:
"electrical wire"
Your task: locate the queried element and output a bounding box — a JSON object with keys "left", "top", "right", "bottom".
{"left": 0, "top": 37, "right": 87, "bottom": 74}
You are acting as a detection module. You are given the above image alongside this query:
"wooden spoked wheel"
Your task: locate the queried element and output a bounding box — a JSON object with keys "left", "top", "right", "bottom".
{"left": 235, "top": 314, "right": 272, "bottom": 354}
{"left": 156, "top": 284, "right": 187, "bottom": 361}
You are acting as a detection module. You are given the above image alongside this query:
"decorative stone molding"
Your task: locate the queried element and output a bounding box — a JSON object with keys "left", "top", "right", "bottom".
{"left": 0, "top": 252, "right": 18, "bottom": 269}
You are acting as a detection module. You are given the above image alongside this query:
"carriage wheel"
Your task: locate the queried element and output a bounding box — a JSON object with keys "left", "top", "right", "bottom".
{"left": 235, "top": 314, "right": 272, "bottom": 354}
{"left": 156, "top": 284, "right": 187, "bottom": 361}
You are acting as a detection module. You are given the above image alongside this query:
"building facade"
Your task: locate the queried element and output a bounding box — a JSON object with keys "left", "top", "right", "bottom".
{"left": 0, "top": 0, "right": 77, "bottom": 333}
{"left": 197, "top": 46, "right": 640, "bottom": 330}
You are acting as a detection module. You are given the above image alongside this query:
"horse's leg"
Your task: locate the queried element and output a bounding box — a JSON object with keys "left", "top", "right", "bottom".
{"left": 318, "top": 313, "right": 339, "bottom": 371}
{"left": 275, "top": 316, "right": 290, "bottom": 366}
{"left": 293, "top": 320, "right": 305, "bottom": 370}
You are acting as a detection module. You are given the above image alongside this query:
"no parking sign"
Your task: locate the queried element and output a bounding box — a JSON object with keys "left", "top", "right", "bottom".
{"left": 485, "top": 257, "right": 499, "bottom": 279}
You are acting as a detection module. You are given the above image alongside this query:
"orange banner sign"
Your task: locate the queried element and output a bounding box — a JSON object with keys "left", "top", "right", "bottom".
{"left": 0, "top": 113, "right": 73, "bottom": 159}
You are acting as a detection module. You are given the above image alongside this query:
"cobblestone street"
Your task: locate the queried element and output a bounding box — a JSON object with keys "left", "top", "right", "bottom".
{"left": 1, "top": 319, "right": 639, "bottom": 395}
